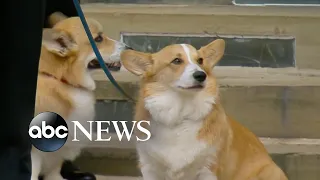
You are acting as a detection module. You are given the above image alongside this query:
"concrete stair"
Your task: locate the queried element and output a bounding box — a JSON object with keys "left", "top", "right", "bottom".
{"left": 96, "top": 176, "right": 141, "bottom": 180}
{"left": 76, "top": 67, "right": 320, "bottom": 180}
{"left": 62, "top": 74, "right": 320, "bottom": 178}
{"left": 73, "top": 134, "right": 320, "bottom": 180}
{"left": 92, "top": 68, "right": 320, "bottom": 139}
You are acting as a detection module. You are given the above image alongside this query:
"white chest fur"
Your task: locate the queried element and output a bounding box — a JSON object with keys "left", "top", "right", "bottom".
{"left": 68, "top": 88, "right": 95, "bottom": 121}
{"left": 144, "top": 91, "right": 215, "bottom": 126}
{"left": 137, "top": 90, "right": 217, "bottom": 180}
{"left": 66, "top": 88, "right": 95, "bottom": 143}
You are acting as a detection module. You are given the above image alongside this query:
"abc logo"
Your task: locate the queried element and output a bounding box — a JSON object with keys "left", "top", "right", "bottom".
{"left": 29, "top": 112, "right": 68, "bottom": 152}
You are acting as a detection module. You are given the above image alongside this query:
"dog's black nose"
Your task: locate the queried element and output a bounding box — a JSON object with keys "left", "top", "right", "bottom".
{"left": 125, "top": 45, "right": 133, "bottom": 50}
{"left": 193, "top": 71, "right": 207, "bottom": 82}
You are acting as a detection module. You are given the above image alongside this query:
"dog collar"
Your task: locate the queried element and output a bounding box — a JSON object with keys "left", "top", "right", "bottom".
{"left": 39, "top": 71, "right": 87, "bottom": 90}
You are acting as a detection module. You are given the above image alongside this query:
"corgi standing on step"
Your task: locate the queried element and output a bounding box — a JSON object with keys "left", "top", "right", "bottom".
{"left": 32, "top": 12, "right": 131, "bottom": 180}
{"left": 120, "top": 39, "right": 288, "bottom": 180}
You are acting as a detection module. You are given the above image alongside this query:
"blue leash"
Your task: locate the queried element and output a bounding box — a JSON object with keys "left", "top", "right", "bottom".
{"left": 72, "top": 0, "right": 134, "bottom": 102}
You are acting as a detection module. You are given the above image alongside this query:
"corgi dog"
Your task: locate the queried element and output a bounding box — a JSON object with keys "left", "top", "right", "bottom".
{"left": 120, "top": 39, "right": 288, "bottom": 180}
{"left": 31, "top": 12, "right": 131, "bottom": 180}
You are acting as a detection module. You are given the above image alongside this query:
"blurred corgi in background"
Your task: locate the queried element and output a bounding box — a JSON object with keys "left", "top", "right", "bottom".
{"left": 32, "top": 12, "right": 131, "bottom": 180}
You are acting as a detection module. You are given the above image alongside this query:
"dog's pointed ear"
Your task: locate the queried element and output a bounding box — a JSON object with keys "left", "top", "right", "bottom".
{"left": 48, "top": 12, "right": 68, "bottom": 27}
{"left": 121, "top": 50, "right": 153, "bottom": 76}
{"left": 42, "top": 28, "right": 78, "bottom": 57}
{"left": 198, "top": 39, "right": 225, "bottom": 69}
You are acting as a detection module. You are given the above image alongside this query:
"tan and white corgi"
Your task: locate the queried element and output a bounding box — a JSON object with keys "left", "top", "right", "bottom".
{"left": 121, "top": 39, "right": 288, "bottom": 180}
{"left": 31, "top": 12, "right": 131, "bottom": 180}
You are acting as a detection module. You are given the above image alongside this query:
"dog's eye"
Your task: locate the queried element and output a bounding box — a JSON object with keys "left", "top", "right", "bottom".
{"left": 94, "top": 35, "right": 103, "bottom": 43}
{"left": 171, "top": 58, "right": 183, "bottom": 65}
{"left": 197, "top": 58, "right": 203, "bottom": 65}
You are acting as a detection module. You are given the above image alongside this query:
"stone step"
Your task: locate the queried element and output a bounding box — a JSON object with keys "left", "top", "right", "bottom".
{"left": 83, "top": 154, "right": 320, "bottom": 180}
{"left": 93, "top": 67, "right": 320, "bottom": 90}
{"left": 96, "top": 176, "right": 141, "bottom": 180}
{"left": 82, "top": 3, "right": 320, "bottom": 70}
{"left": 71, "top": 133, "right": 320, "bottom": 154}
{"left": 73, "top": 136, "right": 320, "bottom": 180}
{"left": 91, "top": 68, "right": 320, "bottom": 139}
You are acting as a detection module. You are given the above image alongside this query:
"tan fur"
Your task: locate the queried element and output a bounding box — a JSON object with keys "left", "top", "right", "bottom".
{"left": 32, "top": 12, "right": 127, "bottom": 180}
{"left": 121, "top": 39, "right": 288, "bottom": 180}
